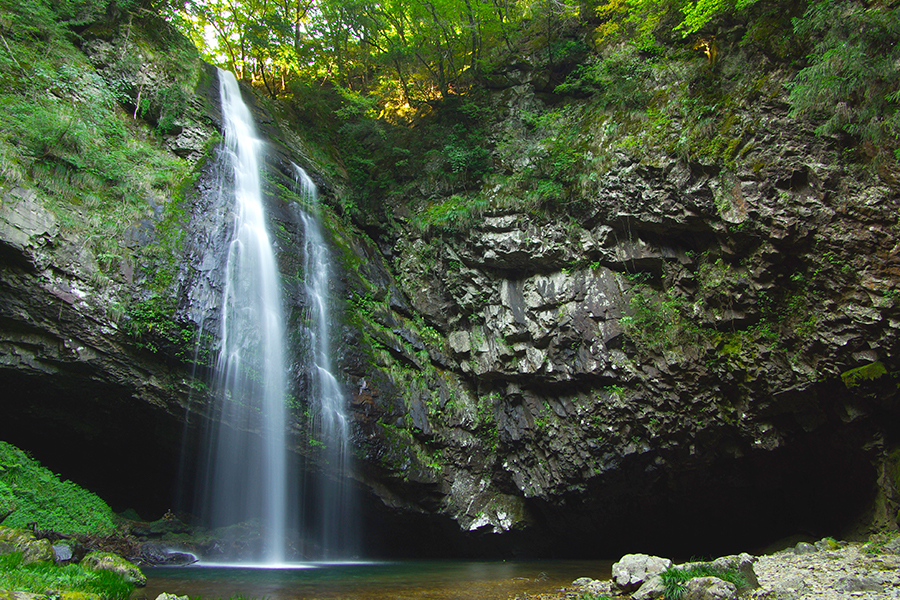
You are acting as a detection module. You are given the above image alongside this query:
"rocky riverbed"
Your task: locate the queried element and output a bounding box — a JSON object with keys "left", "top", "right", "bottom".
{"left": 531, "top": 536, "right": 900, "bottom": 600}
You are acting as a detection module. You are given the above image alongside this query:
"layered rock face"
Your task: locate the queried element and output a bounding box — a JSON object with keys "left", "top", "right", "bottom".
{"left": 333, "top": 75, "right": 900, "bottom": 555}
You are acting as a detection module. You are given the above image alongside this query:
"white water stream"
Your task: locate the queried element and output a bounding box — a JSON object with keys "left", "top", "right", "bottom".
{"left": 195, "top": 70, "right": 356, "bottom": 563}
{"left": 292, "top": 165, "right": 358, "bottom": 559}
{"left": 202, "top": 69, "right": 288, "bottom": 563}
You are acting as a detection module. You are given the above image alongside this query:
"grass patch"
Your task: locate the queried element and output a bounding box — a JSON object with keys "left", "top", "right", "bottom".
{"left": 0, "top": 441, "right": 116, "bottom": 536}
{"left": 0, "top": 552, "right": 134, "bottom": 600}
{"left": 0, "top": 0, "right": 194, "bottom": 286}
{"left": 660, "top": 563, "right": 748, "bottom": 600}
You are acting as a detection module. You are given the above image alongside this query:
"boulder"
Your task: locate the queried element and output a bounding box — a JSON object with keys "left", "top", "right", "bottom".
{"left": 138, "top": 542, "right": 198, "bottom": 566}
{"left": 793, "top": 541, "right": 816, "bottom": 555}
{"left": 570, "top": 577, "right": 612, "bottom": 596}
{"left": 155, "top": 594, "right": 189, "bottom": 600}
{"left": 0, "top": 593, "right": 60, "bottom": 600}
{"left": 52, "top": 543, "right": 74, "bottom": 564}
{"left": 707, "top": 553, "right": 759, "bottom": 589}
{"left": 82, "top": 551, "right": 147, "bottom": 586}
{"left": 683, "top": 576, "right": 737, "bottom": 600}
{"left": 612, "top": 553, "right": 672, "bottom": 591}
{"left": 0, "top": 526, "right": 53, "bottom": 565}
{"left": 632, "top": 574, "right": 667, "bottom": 600}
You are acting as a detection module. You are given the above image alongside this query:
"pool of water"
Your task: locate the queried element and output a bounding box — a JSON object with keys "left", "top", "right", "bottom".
{"left": 133, "top": 560, "right": 612, "bottom": 600}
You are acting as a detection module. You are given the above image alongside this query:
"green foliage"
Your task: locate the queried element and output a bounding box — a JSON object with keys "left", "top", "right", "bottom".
{"left": 0, "top": 441, "right": 116, "bottom": 536}
{"left": 660, "top": 563, "right": 748, "bottom": 600}
{"left": 555, "top": 44, "right": 653, "bottom": 108}
{"left": 122, "top": 293, "right": 198, "bottom": 360}
{"left": 0, "top": 0, "right": 111, "bottom": 44}
{"left": 414, "top": 194, "right": 490, "bottom": 234}
{"left": 442, "top": 127, "right": 491, "bottom": 179}
{"left": 151, "top": 84, "right": 191, "bottom": 134}
{"left": 676, "top": 0, "right": 759, "bottom": 36}
{"left": 788, "top": 0, "right": 900, "bottom": 151}
{"left": 620, "top": 274, "right": 707, "bottom": 352}
{"left": 172, "top": 0, "right": 526, "bottom": 104}
{"left": 0, "top": 552, "right": 135, "bottom": 600}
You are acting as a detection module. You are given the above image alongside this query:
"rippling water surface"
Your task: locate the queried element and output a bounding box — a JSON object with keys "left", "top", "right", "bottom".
{"left": 134, "top": 560, "right": 612, "bottom": 600}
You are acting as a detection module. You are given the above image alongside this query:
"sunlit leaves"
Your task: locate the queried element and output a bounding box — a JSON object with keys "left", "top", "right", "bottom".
{"left": 171, "top": 0, "right": 532, "bottom": 105}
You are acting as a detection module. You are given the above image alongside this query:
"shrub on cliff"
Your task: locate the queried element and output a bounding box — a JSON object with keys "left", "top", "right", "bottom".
{"left": 0, "top": 441, "right": 116, "bottom": 536}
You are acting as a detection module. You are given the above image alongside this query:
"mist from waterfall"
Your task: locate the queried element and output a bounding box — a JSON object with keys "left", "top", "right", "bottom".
{"left": 292, "top": 165, "right": 359, "bottom": 559}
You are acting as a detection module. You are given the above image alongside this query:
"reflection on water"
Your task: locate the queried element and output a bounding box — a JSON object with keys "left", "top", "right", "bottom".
{"left": 134, "top": 560, "right": 612, "bottom": 600}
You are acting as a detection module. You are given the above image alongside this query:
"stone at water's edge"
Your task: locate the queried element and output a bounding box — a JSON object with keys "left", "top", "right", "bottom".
{"left": 571, "top": 577, "right": 614, "bottom": 597}
{"left": 678, "top": 553, "right": 759, "bottom": 589}
{"left": 611, "top": 553, "right": 672, "bottom": 591}
{"left": 154, "top": 594, "right": 189, "bottom": 600}
{"left": 82, "top": 551, "right": 147, "bottom": 587}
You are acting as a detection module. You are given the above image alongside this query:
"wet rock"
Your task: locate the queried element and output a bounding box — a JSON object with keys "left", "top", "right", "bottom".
{"left": 52, "top": 543, "right": 75, "bottom": 564}
{"left": 137, "top": 542, "right": 198, "bottom": 566}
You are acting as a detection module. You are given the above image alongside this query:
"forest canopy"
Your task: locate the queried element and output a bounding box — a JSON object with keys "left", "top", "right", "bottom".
{"left": 161, "top": 0, "right": 763, "bottom": 106}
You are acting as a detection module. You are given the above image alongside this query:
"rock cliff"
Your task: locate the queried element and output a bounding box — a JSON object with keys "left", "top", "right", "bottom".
{"left": 0, "top": 9, "right": 898, "bottom": 558}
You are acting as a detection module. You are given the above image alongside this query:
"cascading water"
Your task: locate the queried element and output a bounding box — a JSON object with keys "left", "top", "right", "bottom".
{"left": 292, "top": 165, "right": 359, "bottom": 559}
{"left": 200, "top": 69, "right": 289, "bottom": 563}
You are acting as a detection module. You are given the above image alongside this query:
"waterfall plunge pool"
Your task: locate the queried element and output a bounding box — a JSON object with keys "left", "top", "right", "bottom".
{"left": 134, "top": 560, "right": 612, "bottom": 600}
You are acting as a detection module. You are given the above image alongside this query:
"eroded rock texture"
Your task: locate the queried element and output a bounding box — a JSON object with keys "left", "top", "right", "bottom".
{"left": 332, "top": 80, "right": 900, "bottom": 556}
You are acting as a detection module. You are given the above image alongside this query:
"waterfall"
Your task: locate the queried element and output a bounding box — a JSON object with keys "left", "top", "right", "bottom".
{"left": 292, "top": 165, "right": 359, "bottom": 559}
{"left": 200, "top": 69, "right": 288, "bottom": 563}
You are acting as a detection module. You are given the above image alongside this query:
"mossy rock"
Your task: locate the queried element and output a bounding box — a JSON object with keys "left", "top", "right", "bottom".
{"left": 81, "top": 552, "right": 146, "bottom": 587}
{"left": 841, "top": 361, "right": 889, "bottom": 388}
{"left": 0, "top": 592, "right": 54, "bottom": 600}
{"left": 58, "top": 593, "right": 101, "bottom": 600}
{"left": 0, "top": 527, "right": 53, "bottom": 565}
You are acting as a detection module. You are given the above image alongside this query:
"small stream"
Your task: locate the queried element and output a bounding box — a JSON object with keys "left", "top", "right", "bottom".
{"left": 133, "top": 560, "right": 612, "bottom": 600}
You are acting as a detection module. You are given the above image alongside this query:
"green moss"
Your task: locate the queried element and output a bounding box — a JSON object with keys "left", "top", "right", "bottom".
{"left": 841, "top": 361, "right": 888, "bottom": 388}
{"left": 0, "top": 442, "right": 116, "bottom": 536}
